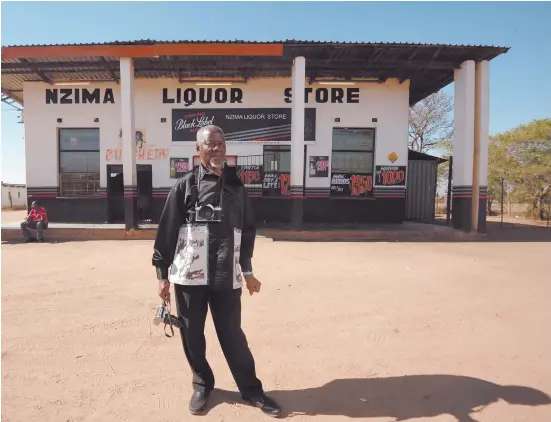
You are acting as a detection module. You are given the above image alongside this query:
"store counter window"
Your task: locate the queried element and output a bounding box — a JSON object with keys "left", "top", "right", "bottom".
{"left": 330, "top": 128, "right": 375, "bottom": 197}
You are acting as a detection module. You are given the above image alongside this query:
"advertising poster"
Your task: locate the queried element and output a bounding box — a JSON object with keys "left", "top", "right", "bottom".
{"left": 330, "top": 173, "right": 373, "bottom": 197}
{"left": 309, "top": 156, "right": 329, "bottom": 177}
{"left": 172, "top": 108, "right": 316, "bottom": 143}
{"left": 262, "top": 172, "right": 291, "bottom": 196}
{"left": 375, "top": 165, "right": 406, "bottom": 186}
{"left": 170, "top": 157, "right": 190, "bottom": 179}
{"left": 237, "top": 164, "right": 263, "bottom": 187}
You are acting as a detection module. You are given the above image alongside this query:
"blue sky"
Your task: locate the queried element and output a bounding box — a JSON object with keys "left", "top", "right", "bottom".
{"left": 2, "top": 1, "right": 550, "bottom": 183}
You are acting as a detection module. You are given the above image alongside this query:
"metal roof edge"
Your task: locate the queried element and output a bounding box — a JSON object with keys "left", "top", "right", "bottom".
{"left": 1, "top": 39, "right": 511, "bottom": 50}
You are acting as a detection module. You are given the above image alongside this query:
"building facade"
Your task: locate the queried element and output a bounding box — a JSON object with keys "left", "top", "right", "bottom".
{"left": 22, "top": 77, "right": 410, "bottom": 224}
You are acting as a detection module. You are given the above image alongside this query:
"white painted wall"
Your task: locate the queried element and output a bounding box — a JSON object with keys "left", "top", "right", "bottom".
{"left": 23, "top": 82, "right": 121, "bottom": 189}
{"left": 22, "top": 77, "right": 410, "bottom": 190}
{"left": 1, "top": 184, "right": 27, "bottom": 208}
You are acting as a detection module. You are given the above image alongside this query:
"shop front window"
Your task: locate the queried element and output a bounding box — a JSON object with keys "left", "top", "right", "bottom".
{"left": 263, "top": 145, "right": 291, "bottom": 172}
{"left": 58, "top": 128, "right": 100, "bottom": 197}
{"left": 330, "top": 128, "right": 375, "bottom": 197}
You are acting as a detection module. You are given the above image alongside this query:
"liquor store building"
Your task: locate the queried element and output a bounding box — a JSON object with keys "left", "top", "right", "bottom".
{"left": 1, "top": 40, "right": 508, "bottom": 232}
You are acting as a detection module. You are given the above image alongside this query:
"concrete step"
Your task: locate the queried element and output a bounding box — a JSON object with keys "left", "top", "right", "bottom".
{"left": 2, "top": 222, "right": 481, "bottom": 243}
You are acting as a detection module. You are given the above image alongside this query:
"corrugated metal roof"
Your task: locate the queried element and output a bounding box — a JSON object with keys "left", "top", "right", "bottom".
{"left": 1, "top": 40, "right": 510, "bottom": 106}
{"left": 2, "top": 39, "right": 508, "bottom": 49}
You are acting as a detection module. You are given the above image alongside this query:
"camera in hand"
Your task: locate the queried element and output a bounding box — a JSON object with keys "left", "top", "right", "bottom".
{"left": 154, "top": 302, "right": 183, "bottom": 329}
{"left": 195, "top": 204, "right": 222, "bottom": 222}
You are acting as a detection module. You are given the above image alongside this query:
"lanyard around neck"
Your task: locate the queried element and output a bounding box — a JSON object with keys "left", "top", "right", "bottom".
{"left": 195, "top": 165, "right": 225, "bottom": 209}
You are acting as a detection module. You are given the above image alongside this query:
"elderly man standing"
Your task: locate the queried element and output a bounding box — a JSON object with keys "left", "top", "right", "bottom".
{"left": 152, "top": 125, "right": 281, "bottom": 417}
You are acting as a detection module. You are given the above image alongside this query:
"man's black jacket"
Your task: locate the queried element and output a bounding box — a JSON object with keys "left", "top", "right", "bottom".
{"left": 152, "top": 164, "right": 256, "bottom": 290}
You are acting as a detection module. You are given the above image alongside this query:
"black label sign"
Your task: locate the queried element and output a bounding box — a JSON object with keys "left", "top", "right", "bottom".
{"left": 172, "top": 108, "right": 316, "bottom": 143}
{"left": 237, "top": 164, "right": 263, "bottom": 186}
{"left": 45, "top": 88, "right": 115, "bottom": 104}
{"left": 330, "top": 173, "right": 373, "bottom": 197}
{"left": 375, "top": 166, "right": 406, "bottom": 186}
{"left": 284, "top": 87, "right": 360, "bottom": 104}
{"left": 162, "top": 88, "right": 243, "bottom": 107}
{"left": 170, "top": 157, "right": 190, "bottom": 179}
{"left": 309, "top": 156, "right": 329, "bottom": 178}
{"left": 262, "top": 171, "right": 291, "bottom": 196}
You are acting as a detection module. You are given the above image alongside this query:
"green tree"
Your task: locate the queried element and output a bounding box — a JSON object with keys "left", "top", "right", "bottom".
{"left": 488, "top": 119, "right": 551, "bottom": 219}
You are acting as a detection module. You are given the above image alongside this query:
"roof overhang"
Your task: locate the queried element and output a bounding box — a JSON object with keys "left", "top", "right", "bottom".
{"left": 1, "top": 40, "right": 509, "bottom": 106}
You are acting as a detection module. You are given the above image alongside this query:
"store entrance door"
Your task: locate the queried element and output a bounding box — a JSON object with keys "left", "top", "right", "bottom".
{"left": 107, "top": 164, "right": 125, "bottom": 223}
{"left": 137, "top": 164, "right": 153, "bottom": 224}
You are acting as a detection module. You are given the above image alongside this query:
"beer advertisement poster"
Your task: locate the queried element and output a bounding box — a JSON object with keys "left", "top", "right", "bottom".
{"left": 170, "top": 157, "right": 190, "bottom": 179}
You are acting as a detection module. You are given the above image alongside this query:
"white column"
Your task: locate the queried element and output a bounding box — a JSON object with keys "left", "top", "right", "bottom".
{"left": 475, "top": 60, "right": 490, "bottom": 192}
{"left": 120, "top": 57, "right": 136, "bottom": 192}
{"left": 452, "top": 60, "right": 476, "bottom": 191}
{"left": 120, "top": 57, "right": 137, "bottom": 229}
{"left": 290, "top": 56, "right": 306, "bottom": 195}
{"left": 452, "top": 60, "right": 476, "bottom": 231}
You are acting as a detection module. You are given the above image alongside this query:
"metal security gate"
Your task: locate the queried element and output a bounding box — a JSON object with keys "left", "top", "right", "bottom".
{"left": 406, "top": 159, "right": 438, "bottom": 222}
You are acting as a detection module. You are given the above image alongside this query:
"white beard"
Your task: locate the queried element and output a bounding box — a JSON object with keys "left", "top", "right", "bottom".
{"left": 210, "top": 158, "right": 224, "bottom": 168}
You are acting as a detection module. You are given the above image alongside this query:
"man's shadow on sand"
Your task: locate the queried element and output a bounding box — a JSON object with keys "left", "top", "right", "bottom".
{"left": 207, "top": 374, "right": 551, "bottom": 421}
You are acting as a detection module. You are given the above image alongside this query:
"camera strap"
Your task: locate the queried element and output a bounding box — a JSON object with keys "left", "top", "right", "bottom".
{"left": 163, "top": 300, "right": 175, "bottom": 338}
{"left": 194, "top": 165, "right": 225, "bottom": 211}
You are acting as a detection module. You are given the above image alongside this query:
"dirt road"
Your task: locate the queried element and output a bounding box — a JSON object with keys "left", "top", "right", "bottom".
{"left": 2, "top": 238, "right": 551, "bottom": 421}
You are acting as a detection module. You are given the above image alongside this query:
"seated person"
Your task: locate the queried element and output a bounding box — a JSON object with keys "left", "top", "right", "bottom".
{"left": 21, "top": 201, "right": 48, "bottom": 242}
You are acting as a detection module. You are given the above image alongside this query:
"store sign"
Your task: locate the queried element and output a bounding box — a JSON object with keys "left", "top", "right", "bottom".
{"left": 284, "top": 87, "right": 360, "bottom": 104}
{"left": 45, "top": 88, "right": 115, "bottom": 104}
{"left": 172, "top": 108, "right": 316, "bottom": 143}
{"left": 308, "top": 156, "right": 329, "bottom": 178}
{"left": 263, "top": 172, "right": 291, "bottom": 196}
{"left": 170, "top": 158, "right": 190, "bottom": 179}
{"left": 162, "top": 88, "right": 244, "bottom": 107}
{"left": 330, "top": 173, "right": 373, "bottom": 197}
{"left": 375, "top": 166, "right": 406, "bottom": 186}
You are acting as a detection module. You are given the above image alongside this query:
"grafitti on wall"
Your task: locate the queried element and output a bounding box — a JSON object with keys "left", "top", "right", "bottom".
{"left": 105, "top": 128, "right": 168, "bottom": 161}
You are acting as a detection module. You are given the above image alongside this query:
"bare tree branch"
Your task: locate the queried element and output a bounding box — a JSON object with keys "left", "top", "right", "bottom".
{"left": 409, "top": 90, "right": 453, "bottom": 153}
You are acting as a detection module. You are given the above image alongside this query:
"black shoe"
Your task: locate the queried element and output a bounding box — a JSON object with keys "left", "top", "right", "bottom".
{"left": 25, "top": 237, "right": 36, "bottom": 243}
{"left": 242, "top": 393, "right": 282, "bottom": 418}
{"left": 189, "top": 390, "right": 210, "bottom": 415}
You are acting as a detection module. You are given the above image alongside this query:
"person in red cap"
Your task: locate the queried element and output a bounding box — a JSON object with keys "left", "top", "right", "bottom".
{"left": 20, "top": 200, "right": 48, "bottom": 242}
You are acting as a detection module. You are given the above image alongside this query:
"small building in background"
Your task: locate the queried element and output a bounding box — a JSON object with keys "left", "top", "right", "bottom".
{"left": 1, "top": 182, "right": 27, "bottom": 210}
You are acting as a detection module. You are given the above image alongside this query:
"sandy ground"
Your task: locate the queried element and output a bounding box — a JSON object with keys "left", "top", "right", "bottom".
{"left": 1, "top": 210, "right": 26, "bottom": 225}
{"left": 2, "top": 231, "right": 551, "bottom": 421}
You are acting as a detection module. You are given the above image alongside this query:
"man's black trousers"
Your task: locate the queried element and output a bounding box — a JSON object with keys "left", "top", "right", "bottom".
{"left": 173, "top": 284, "right": 263, "bottom": 397}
